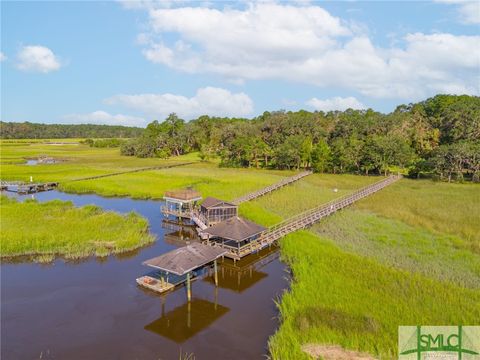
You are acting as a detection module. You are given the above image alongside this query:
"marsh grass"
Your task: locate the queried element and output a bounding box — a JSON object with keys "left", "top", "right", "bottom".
{"left": 0, "top": 141, "right": 199, "bottom": 182}
{"left": 0, "top": 196, "right": 154, "bottom": 261}
{"left": 240, "top": 176, "right": 480, "bottom": 359}
{"left": 268, "top": 231, "right": 480, "bottom": 359}
{"left": 60, "top": 162, "right": 294, "bottom": 200}
{"left": 355, "top": 179, "right": 480, "bottom": 253}
{"left": 314, "top": 209, "right": 480, "bottom": 288}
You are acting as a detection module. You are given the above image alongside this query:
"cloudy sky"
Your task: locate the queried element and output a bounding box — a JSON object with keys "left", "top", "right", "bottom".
{"left": 1, "top": 0, "right": 479, "bottom": 126}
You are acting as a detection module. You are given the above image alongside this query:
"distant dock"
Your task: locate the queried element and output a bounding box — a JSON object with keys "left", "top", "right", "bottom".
{"left": 0, "top": 181, "right": 59, "bottom": 194}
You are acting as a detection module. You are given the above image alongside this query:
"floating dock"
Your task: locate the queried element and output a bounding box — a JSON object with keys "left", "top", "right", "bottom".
{"left": 0, "top": 181, "right": 59, "bottom": 194}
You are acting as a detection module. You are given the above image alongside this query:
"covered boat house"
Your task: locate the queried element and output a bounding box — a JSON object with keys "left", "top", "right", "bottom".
{"left": 200, "top": 197, "right": 238, "bottom": 226}
{"left": 161, "top": 189, "right": 202, "bottom": 219}
{"left": 203, "top": 216, "right": 267, "bottom": 260}
{"left": 137, "top": 243, "right": 227, "bottom": 300}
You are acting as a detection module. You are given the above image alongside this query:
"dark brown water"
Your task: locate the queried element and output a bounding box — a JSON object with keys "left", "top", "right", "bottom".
{"left": 1, "top": 191, "right": 288, "bottom": 360}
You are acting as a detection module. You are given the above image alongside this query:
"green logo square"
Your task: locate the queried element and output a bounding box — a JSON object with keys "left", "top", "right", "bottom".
{"left": 399, "top": 326, "right": 480, "bottom": 359}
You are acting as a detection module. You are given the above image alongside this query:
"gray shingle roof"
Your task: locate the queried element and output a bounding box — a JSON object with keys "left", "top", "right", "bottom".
{"left": 201, "top": 197, "right": 237, "bottom": 209}
{"left": 143, "top": 243, "right": 227, "bottom": 275}
{"left": 203, "top": 216, "right": 266, "bottom": 242}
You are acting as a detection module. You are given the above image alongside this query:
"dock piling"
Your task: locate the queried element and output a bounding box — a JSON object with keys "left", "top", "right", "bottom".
{"left": 214, "top": 259, "right": 218, "bottom": 286}
{"left": 186, "top": 272, "right": 191, "bottom": 302}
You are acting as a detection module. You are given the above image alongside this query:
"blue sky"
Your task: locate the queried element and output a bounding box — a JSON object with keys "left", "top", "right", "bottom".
{"left": 1, "top": 0, "right": 479, "bottom": 126}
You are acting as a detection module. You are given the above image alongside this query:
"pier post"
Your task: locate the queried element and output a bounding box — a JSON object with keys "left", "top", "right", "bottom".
{"left": 214, "top": 259, "right": 218, "bottom": 286}
{"left": 186, "top": 272, "right": 191, "bottom": 302}
{"left": 161, "top": 295, "right": 166, "bottom": 316}
{"left": 187, "top": 301, "right": 191, "bottom": 328}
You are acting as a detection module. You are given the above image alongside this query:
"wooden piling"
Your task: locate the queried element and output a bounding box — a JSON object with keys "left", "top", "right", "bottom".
{"left": 214, "top": 259, "right": 218, "bottom": 286}
{"left": 186, "top": 272, "right": 191, "bottom": 302}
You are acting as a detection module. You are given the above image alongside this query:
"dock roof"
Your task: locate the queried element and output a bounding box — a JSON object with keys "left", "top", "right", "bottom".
{"left": 143, "top": 243, "right": 227, "bottom": 276}
{"left": 201, "top": 197, "right": 237, "bottom": 209}
{"left": 164, "top": 189, "right": 202, "bottom": 202}
{"left": 203, "top": 216, "right": 266, "bottom": 242}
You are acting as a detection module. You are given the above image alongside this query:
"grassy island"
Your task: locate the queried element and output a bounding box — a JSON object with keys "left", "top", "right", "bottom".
{"left": 0, "top": 196, "right": 154, "bottom": 262}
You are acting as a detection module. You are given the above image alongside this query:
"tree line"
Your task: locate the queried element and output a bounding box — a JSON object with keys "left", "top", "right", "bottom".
{"left": 0, "top": 122, "right": 144, "bottom": 139}
{"left": 121, "top": 94, "right": 479, "bottom": 182}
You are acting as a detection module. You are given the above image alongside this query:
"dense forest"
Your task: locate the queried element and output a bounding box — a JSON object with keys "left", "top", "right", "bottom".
{"left": 121, "top": 95, "right": 480, "bottom": 182}
{"left": 0, "top": 122, "right": 143, "bottom": 139}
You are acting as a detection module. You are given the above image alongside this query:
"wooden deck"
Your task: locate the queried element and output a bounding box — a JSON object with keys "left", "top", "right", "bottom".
{"left": 207, "top": 175, "right": 401, "bottom": 259}
{"left": 231, "top": 171, "right": 312, "bottom": 204}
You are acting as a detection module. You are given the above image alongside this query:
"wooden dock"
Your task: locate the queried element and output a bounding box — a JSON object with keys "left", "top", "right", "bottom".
{"left": 208, "top": 175, "right": 401, "bottom": 260}
{"left": 0, "top": 181, "right": 59, "bottom": 194}
{"left": 231, "top": 171, "right": 312, "bottom": 204}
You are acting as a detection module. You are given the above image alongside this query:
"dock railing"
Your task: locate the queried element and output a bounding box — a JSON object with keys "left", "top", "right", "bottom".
{"left": 231, "top": 170, "right": 312, "bottom": 204}
{"left": 261, "top": 174, "right": 401, "bottom": 243}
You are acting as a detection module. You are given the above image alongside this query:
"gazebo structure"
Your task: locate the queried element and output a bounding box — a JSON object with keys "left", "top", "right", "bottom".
{"left": 137, "top": 243, "right": 227, "bottom": 300}
{"left": 161, "top": 189, "right": 202, "bottom": 219}
{"left": 203, "top": 216, "right": 267, "bottom": 260}
{"left": 199, "top": 197, "right": 238, "bottom": 226}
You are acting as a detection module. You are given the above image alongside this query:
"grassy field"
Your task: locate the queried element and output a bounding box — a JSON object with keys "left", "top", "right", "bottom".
{"left": 1, "top": 141, "right": 479, "bottom": 358}
{"left": 254, "top": 177, "right": 480, "bottom": 359}
{"left": 268, "top": 231, "right": 480, "bottom": 359}
{"left": 0, "top": 140, "right": 199, "bottom": 181}
{"left": 0, "top": 141, "right": 293, "bottom": 200}
{"left": 0, "top": 195, "right": 154, "bottom": 261}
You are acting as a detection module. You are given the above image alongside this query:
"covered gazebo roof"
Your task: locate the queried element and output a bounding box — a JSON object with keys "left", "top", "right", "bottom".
{"left": 203, "top": 216, "right": 266, "bottom": 242}
{"left": 164, "top": 189, "right": 202, "bottom": 203}
{"left": 201, "top": 197, "right": 237, "bottom": 209}
{"left": 143, "top": 243, "right": 227, "bottom": 276}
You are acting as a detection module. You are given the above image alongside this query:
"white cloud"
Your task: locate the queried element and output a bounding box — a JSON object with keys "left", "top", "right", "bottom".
{"left": 436, "top": 0, "right": 480, "bottom": 24}
{"left": 306, "top": 96, "right": 366, "bottom": 112}
{"left": 63, "top": 111, "right": 146, "bottom": 126}
{"left": 131, "top": 3, "right": 479, "bottom": 100}
{"left": 0, "top": 52, "right": 6, "bottom": 62}
{"left": 104, "top": 86, "right": 254, "bottom": 119}
{"left": 16, "top": 45, "right": 61, "bottom": 73}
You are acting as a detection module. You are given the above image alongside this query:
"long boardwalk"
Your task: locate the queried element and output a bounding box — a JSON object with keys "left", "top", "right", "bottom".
{"left": 231, "top": 170, "right": 312, "bottom": 205}
{"left": 210, "top": 174, "right": 401, "bottom": 259}
{"left": 66, "top": 161, "right": 197, "bottom": 182}
{"left": 261, "top": 175, "right": 400, "bottom": 245}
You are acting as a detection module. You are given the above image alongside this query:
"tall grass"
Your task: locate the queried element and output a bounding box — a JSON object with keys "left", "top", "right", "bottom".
{"left": 0, "top": 196, "right": 154, "bottom": 261}
{"left": 0, "top": 141, "right": 199, "bottom": 182}
{"left": 60, "top": 162, "right": 294, "bottom": 200}
{"left": 314, "top": 209, "right": 480, "bottom": 288}
{"left": 355, "top": 179, "right": 480, "bottom": 253}
{"left": 237, "top": 174, "right": 480, "bottom": 359}
{"left": 268, "top": 231, "right": 480, "bottom": 359}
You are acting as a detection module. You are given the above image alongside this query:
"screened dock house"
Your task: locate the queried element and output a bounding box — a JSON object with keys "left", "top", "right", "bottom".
{"left": 162, "top": 189, "right": 202, "bottom": 219}
{"left": 200, "top": 197, "right": 238, "bottom": 226}
{"left": 203, "top": 216, "right": 267, "bottom": 260}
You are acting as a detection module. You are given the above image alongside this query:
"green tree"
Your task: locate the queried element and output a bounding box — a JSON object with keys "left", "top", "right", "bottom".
{"left": 311, "top": 139, "right": 332, "bottom": 173}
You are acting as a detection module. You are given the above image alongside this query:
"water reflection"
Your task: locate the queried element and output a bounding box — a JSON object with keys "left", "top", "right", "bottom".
{"left": 162, "top": 220, "right": 200, "bottom": 247}
{"left": 144, "top": 298, "right": 229, "bottom": 343}
{"left": 205, "top": 246, "right": 280, "bottom": 293}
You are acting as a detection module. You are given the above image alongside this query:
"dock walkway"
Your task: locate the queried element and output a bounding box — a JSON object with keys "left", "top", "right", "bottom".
{"left": 231, "top": 171, "right": 312, "bottom": 205}
{"left": 67, "top": 161, "right": 197, "bottom": 182}
{"left": 262, "top": 175, "right": 400, "bottom": 244}
{"left": 209, "top": 175, "right": 401, "bottom": 259}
